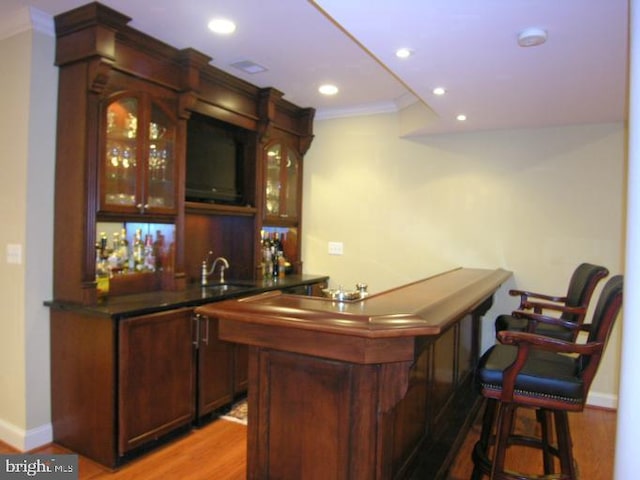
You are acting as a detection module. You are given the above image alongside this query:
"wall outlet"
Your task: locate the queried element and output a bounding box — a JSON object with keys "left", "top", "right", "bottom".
{"left": 328, "top": 241, "right": 344, "bottom": 255}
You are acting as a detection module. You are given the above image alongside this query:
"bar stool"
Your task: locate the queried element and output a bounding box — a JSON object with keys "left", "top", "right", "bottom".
{"left": 472, "top": 275, "right": 623, "bottom": 479}
{"left": 495, "top": 263, "right": 608, "bottom": 341}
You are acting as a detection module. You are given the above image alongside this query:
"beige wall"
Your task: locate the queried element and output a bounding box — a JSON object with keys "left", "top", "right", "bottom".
{"left": 0, "top": 25, "right": 56, "bottom": 449}
{"left": 0, "top": 28, "right": 29, "bottom": 447}
{"left": 302, "top": 113, "right": 625, "bottom": 406}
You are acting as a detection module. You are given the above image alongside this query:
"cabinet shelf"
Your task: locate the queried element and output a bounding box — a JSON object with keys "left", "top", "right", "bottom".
{"left": 263, "top": 218, "right": 300, "bottom": 229}
{"left": 185, "top": 201, "right": 257, "bottom": 217}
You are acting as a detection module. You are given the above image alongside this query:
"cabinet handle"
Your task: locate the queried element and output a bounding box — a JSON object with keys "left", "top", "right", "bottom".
{"left": 202, "top": 317, "right": 209, "bottom": 346}
{"left": 192, "top": 314, "right": 200, "bottom": 348}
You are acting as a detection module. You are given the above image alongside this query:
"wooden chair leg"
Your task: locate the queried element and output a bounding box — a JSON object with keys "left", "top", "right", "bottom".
{"left": 472, "top": 399, "right": 498, "bottom": 479}
{"left": 554, "top": 410, "right": 577, "bottom": 479}
{"left": 537, "top": 408, "right": 555, "bottom": 474}
{"left": 479, "top": 399, "right": 498, "bottom": 450}
{"left": 491, "top": 402, "right": 516, "bottom": 479}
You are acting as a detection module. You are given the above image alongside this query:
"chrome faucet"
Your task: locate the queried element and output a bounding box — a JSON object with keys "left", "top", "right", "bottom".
{"left": 201, "top": 251, "right": 230, "bottom": 285}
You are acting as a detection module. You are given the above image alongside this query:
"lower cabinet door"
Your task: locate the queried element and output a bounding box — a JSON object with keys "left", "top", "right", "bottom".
{"left": 234, "top": 344, "right": 249, "bottom": 394}
{"left": 118, "top": 308, "right": 195, "bottom": 454}
{"left": 196, "top": 316, "right": 234, "bottom": 418}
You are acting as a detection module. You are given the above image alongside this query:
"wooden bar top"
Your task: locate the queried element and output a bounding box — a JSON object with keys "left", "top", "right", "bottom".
{"left": 195, "top": 267, "right": 511, "bottom": 364}
{"left": 196, "top": 267, "right": 510, "bottom": 337}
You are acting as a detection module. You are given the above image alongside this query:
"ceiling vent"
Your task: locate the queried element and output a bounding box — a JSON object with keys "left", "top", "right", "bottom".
{"left": 231, "top": 60, "right": 268, "bottom": 74}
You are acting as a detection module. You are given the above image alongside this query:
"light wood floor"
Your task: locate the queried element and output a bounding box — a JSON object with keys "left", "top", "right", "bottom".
{"left": 0, "top": 406, "right": 615, "bottom": 479}
{"left": 447, "top": 406, "right": 616, "bottom": 480}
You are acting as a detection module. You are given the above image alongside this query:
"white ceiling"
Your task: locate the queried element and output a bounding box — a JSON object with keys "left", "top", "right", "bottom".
{"left": 0, "top": 0, "right": 629, "bottom": 134}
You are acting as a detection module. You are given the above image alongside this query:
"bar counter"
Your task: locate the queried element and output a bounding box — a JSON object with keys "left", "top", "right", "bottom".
{"left": 196, "top": 267, "right": 511, "bottom": 479}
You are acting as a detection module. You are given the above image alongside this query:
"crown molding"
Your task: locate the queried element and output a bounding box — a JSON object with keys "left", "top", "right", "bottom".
{"left": 30, "top": 7, "right": 54, "bottom": 36}
{"left": 0, "top": 6, "right": 54, "bottom": 42}
{"left": 314, "top": 90, "right": 422, "bottom": 121}
{"left": 315, "top": 100, "right": 398, "bottom": 121}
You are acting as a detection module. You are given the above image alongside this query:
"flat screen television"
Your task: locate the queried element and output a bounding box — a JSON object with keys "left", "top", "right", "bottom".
{"left": 185, "top": 113, "right": 249, "bottom": 205}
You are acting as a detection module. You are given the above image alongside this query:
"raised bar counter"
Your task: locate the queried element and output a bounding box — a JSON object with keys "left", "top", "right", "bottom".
{"left": 196, "top": 267, "right": 511, "bottom": 479}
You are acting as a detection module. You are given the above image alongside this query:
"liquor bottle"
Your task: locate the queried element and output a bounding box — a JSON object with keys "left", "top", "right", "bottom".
{"left": 96, "top": 233, "right": 110, "bottom": 293}
{"left": 107, "top": 232, "right": 121, "bottom": 272}
{"left": 119, "top": 228, "right": 130, "bottom": 272}
{"left": 278, "top": 253, "right": 286, "bottom": 278}
{"left": 143, "top": 234, "right": 156, "bottom": 272}
{"left": 132, "top": 228, "right": 144, "bottom": 271}
{"left": 272, "top": 249, "right": 279, "bottom": 277}
{"left": 271, "top": 232, "right": 281, "bottom": 255}
{"left": 99, "top": 231, "right": 108, "bottom": 259}
{"left": 262, "top": 231, "right": 273, "bottom": 278}
{"left": 276, "top": 232, "right": 287, "bottom": 276}
{"left": 154, "top": 230, "right": 165, "bottom": 271}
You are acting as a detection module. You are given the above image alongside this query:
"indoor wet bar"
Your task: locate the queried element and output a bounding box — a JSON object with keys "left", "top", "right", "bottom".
{"left": 3, "top": 0, "right": 622, "bottom": 479}
{"left": 196, "top": 267, "right": 511, "bottom": 479}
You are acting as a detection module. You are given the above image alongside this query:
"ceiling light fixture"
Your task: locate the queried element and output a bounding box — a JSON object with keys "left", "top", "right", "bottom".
{"left": 517, "top": 27, "right": 547, "bottom": 47}
{"left": 395, "top": 48, "right": 413, "bottom": 59}
{"left": 456, "top": 114, "right": 467, "bottom": 122}
{"left": 318, "top": 84, "right": 339, "bottom": 96}
{"left": 432, "top": 87, "right": 446, "bottom": 96}
{"left": 208, "top": 18, "right": 236, "bottom": 35}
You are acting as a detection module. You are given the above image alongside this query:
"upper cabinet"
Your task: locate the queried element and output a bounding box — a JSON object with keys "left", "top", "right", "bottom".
{"left": 264, "top": 142, "right": 301, "bottom": 225}
{"left": 101, "top": 92, "right": 178, "bottom": 217}
{"left": 52, "top": 2, "right": 314, "bottom": 303}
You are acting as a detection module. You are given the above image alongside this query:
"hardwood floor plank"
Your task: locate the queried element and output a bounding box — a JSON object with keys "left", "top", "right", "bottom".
{"left": 0, "top": 406, "right": 614, "bottom": 479}
{"left": 0, "top": 420, "right": 246, "bottom": 480}
{"left": 447, "top": 406, "right": 616, "bottom": 480}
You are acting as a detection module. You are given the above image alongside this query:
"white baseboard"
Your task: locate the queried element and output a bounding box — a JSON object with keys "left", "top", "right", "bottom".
{"left": 587, "top": 391, "right": 618, "bottom": 410}
{"left": 0, "top": 418, "right": 52, "bottom": 452}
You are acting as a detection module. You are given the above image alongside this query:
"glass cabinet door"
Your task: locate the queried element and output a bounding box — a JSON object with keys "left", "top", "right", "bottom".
{"left": 264, "top": 142, "right": 300, "bottom": 223}
{"left": 101, "top": 94, "right": 177, "bottom": 216}
{"left": 146, "top": 101, "right": 175, "bottom": 211}
{"left": 284, "top": 149, "right": 299, "bottom": 218}
{"left": 265, "top": 144, "right": 282, "bottom": 217}
{"left": 104, "top": 96, "right": 139, "bottom": 208}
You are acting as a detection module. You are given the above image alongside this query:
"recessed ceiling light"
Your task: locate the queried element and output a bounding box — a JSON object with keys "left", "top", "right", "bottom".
{"left": 208, "top": 18, "right": 236, "bottom": 35}
{"left": 432, "top": 87, "right": 446, "bottom": 96}
{"left": 456, "top": 114, "right": 467, "bottom": 122}
{"left": 395, "top": 48, "right": 413, "bottom": 59}
{"left": 318, "top": 84, "right": 339, "bottom": 96}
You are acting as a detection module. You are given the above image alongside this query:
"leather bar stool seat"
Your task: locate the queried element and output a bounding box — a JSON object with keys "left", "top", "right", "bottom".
{"left": 478, "top": 345, "right": 583, "bottom": 405}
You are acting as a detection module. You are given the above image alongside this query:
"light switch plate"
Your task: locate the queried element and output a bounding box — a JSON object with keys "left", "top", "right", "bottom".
{"left": 6, "top": 244, "right": 22, "bottom": 264}
{"left": 328, "top": 241, "right": 344, "bottom": 255}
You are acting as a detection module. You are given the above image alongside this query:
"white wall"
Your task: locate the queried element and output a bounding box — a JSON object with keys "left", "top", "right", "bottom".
{"left": 24, "top": 26, "right": 56, "bottom": 442}
{"left": 0, "top": 18, "right": 56, "bottom": 450}
{"left": 302, "top": 114, "right": 625, "bottom": 406}
{"left": 615, "top": 0, "right": 640, "bottom": 475}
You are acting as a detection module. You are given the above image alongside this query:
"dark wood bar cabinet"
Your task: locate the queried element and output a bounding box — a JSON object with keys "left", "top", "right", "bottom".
{"left": 196, "top": 267, "right": 511, "bottom": 479}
